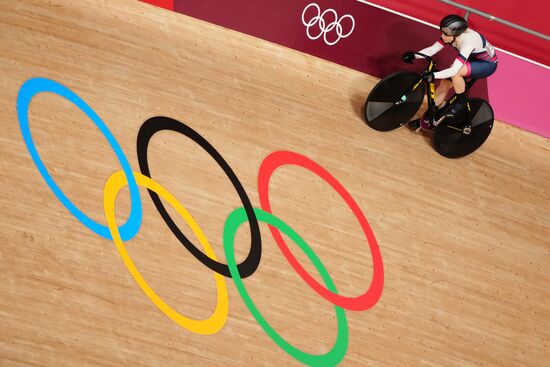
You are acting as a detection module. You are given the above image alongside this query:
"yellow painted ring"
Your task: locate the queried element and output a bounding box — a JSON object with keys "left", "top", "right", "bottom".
{"left": 103, "top": 170, "right": 228, "bottom": 335}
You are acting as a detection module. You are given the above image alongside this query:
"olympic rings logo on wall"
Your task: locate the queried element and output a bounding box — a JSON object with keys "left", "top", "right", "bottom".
{"left": 301, "top": 3, "right": 355, "bottom": 46}
{"left": 17, "top": 77, "right": 384, "bottom": 367}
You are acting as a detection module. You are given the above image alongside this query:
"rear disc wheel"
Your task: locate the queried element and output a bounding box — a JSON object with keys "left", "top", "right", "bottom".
{"left": 433, "top": 98, "right": 494, "bottom": 158}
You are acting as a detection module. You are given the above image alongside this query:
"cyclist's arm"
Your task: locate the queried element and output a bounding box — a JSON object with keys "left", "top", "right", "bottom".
{"left": 415, "top": 39, "right": 444, "bottom": 58}
{"left": 433, "top": 44, "right": 475, "bottom": 79}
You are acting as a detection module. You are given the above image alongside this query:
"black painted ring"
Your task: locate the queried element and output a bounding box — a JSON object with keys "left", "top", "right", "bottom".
{"left": 137, "top": 116, "right": 262, "bottom": 278}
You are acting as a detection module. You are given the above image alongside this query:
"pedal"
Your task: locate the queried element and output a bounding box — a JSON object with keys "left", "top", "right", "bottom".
{"left": 433, "top": 114, "right": 454, "bottom": 127}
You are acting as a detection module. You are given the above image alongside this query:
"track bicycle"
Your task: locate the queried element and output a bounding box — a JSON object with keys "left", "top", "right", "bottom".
{"left": 363, "top": 52, "right": 494, "bottom": 158}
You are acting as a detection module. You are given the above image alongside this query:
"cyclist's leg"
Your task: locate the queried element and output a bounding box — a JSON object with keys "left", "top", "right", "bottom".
{"left": 435, "top": 79, "right": 453, "bottom": 106}
{"left": 409, "top": 79, "right": 453, "bottom": 130}
{"left": 451, "top": 67, "right": 468, "bottom": 93}
{"left": 409, "top": 75, "right": 460, "bottom": 130}
{"left": 449, "top": 63, "right": 470, "bottom": 117}
{"left": 467, "top": 59, "right": 498, "bottom": 82}
{"left": 451, "top": 64, "right": 469, "bottom": 102}
{"left": 453, "top": 58, "right": 498, "bottom": 100}
{"left": 454, "top": 59, "right": 497, "bottom": 133}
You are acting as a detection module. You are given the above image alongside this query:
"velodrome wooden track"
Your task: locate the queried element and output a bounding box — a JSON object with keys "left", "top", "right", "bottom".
{"left": 1, "top": 1, "right": 549, "bottom": 366}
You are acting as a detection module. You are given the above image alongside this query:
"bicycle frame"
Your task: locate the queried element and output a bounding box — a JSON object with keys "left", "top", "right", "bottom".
{"left": 396, "top": 52, "right": 436, "bottom": 108}
{"left": 411, "top": 52, "right": 475, "bottom": 130}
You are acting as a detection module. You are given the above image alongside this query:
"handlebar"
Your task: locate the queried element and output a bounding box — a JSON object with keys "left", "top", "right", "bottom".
{"left": 410, "top": 52, "right": 436, "bottom": 70}
{"left": 413, "top": 52, "right": 432, "bottom": 62}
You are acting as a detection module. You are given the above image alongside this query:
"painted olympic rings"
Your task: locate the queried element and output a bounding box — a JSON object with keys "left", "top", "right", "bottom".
{"left": 258, "top": 151, "right": 384, "bottom": 311}
{"left": 224, "top": 207, "right": 348, "bottom": 367}
{"left": 104, "top": 170, "right": 229, "bottom": 335}
{"left": 301, "top": 3, "right": 355, "bottom": 46}
{"left": 18, "top": 77, "right": 384, "bottom": 366}
{"left": 137, "top": 116, "right": 262, "bottom": 278}
{"left": 16, "top": 78, "right": 142, "bottom": 241}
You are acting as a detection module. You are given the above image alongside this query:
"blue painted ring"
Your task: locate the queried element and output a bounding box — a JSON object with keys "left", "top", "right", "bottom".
{"left": 17, "top": 77, "right": 142, "bottom": 241}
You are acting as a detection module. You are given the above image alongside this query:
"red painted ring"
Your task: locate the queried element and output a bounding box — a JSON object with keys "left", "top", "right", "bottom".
{"left": 258, "top": 151, "right": 384, "bottom": 311}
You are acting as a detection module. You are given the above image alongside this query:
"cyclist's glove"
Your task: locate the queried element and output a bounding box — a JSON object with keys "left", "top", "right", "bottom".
{"left": 421, "top": 70, "right": 434, "bottom": 82}
{"left": 401, "top": 51, "right": 415, "bottom": 64}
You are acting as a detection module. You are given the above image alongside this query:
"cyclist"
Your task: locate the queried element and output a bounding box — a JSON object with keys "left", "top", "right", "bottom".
{"left": 401, "top": 14, "right": 498, "bottom": 132}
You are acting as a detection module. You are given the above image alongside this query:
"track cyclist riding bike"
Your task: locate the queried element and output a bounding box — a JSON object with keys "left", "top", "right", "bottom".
{"left": 402, "top": 14, "right": 498, "bottom": 133}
